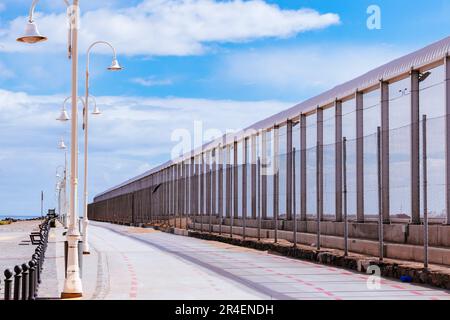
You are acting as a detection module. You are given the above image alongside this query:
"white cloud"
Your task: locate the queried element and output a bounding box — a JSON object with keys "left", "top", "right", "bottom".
{"left": 0, "top": 61, "right": 15, "bottom": 79}
{"left": 0, "top": 88, "right": 293, "bottom": 214}
{"left": 218, "top": 44, "right": 408, "bottom": 96}
{"left": 131, "top": 76, "right": 173, "bottom": 87}
{"left": 0, "top": 0, "right": 340, "bottom": 56}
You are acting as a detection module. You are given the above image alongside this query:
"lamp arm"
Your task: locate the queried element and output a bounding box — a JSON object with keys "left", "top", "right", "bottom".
{"left": 28, "top": 0, "right": 71, "bottom": 23}
{"left": 86, "top": 41, "right": 117, "bottom": 74}
{"left": 62, "top": 96, "right": 87, "bottom": 111}
{"left": 29, "top": 0, "right": 72, "bottom": 58}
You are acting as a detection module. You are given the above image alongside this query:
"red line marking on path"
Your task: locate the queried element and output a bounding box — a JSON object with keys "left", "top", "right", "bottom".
{"left": 121, "top": 253, "right": 139, "bottom": 300}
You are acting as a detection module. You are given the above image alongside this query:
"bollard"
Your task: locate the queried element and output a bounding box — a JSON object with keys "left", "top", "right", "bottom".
{"left": 33, "top": 253, "right": 41, "bottom": 285}
{"left": 36, "top": 246, "right": 43, "bottom": 276}
{"left": 33, "top": 259, "right": 38, "bottom": 298}
{"left": 21, "top": 263, "right": 29, "bottom": 300}
{"left": 4, "top": 269, "right": 13, "bottom": 300}
{"left": 28, "top": 260, "right": 35, "bottom": 300}
{"left": 13, "top": 265, "right": 22, "bottom": 300}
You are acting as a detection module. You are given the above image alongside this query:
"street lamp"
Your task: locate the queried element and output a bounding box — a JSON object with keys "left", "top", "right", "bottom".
{"left": 82, "top": 41, "right": 122, "bottom": 255}
{"left": 57, "top": 138, "right": 68, "bottom": 228}
{"left": 56, "top": 164, "right": 67, "bottom": 228}
{"left": 57, "top": 96, "right": 91, "bottom": 233}
{"left": 57, "top": 95, "right": 88, "bottom": 122}
{"left": 58, "top": 137, "right": 67, "bottom": 150}
{"left": 19, "top": 0, "right": 83, "bottom": 298}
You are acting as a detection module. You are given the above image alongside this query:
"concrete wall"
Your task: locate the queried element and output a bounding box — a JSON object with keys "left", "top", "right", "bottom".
{"left": 192, "top": 216, "right": 450, "bottom": 247}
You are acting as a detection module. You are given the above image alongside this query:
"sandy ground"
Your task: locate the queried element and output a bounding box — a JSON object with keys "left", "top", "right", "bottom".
{"left": 0, "top": 220, "right": 43, "bottom": 297}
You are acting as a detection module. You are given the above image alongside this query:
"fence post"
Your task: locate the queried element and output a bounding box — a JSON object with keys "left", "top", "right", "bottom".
{"left": 377, "top": 126, "right": 384, "bottom": 262}
{"left": 13, "top": 265, "right": 22, "bottom": 300}
{"left": 243, "top": 139, "right": 247, "bottom": 241}
{"left": 292, "top": 147, "right": 297, "bottom": 248}
{"left": 422, "top": 114, "right": 428, "bottom": 269}
{"left": 4, "top": 269, "right": 13, "bottom": 300}
{"left": 257, "top": 156, "right": 262, "bottom": 241}
{"left": 273, "top": 125, "right": 279, "bottom": 244}
{"left": 316, "top": 140, "right": 321, "bottom": 251}
{"left": 21, "top": 263, "right": 29, "bottom": 300}
{"left": 343, "top": 137, "right": 348, "bottom": 257}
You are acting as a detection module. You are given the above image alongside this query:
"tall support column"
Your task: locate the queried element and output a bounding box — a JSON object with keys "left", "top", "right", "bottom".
{"left": 63, "top": 0, "right": 82, "bottom": 298}
{"left": 211, "top": 148, "right": 217, "bottom": 220}
{"left": 200, "top": 153, "right": 205, "bottom": 224}
{"left": 169, "top": 167, "right": 173, "bottom": 223}
{"left": 173, "top": 165, "right": 176, "bottom": 220}
{"left": 242, "top": 138, "right": 248, "bottom": 237}
{"left": 261, "top": 130, "right": 268, "bottom": 219}
{"left": 317, "top": 108, "right": 324, "bottom": 221}
{"left": 178, "top": 165, "right": 181, "bottom": 219}
{"left": 185, "top": 161, "right": 189, "bottom": 221}
{"left": 233, "top": 139, "right": 238, "bottom": 219}
{"left": 195, "top": 156, "right": 200, "bottom": 221}
{"left": 300, "top": 114, "right": 307, "bottom": 221}
{"left": 381, "top": 81, "right": 391, "bottom": 223}
{"left": 446, "top": 56, "right": 450, "bottom": 225}
{"left": 190, "top": 156, "right": 195, "bottom": 226}
{"left": 181, "top": 162, "right": 185, "bottom": 220}
{"left": 251, "top": 135, "right": 257, "bottom": 219}
{"left": 273, "top": 125, "right": 280, "bottom": 242}
{"left": 178, "top": 164, "right": 181, "bottom": 221}
{"left": 411, "top": 70, "right": 421, "bottom": 224}
{"left": 286, "top": 120, "right": 293, "bottom": 220}
{"left": 164, "top": 169, "right": 167, "bottom": 220}
{"left": 226, "top": 145, "right": 232, "bottom": 219}
{"left": 335, "top": 100, "right": 343, "bottom": 222}
{"left": 168, "top": 168, "right": 171, "bottom": 220}
{"left": 218, "top": 145, "right": 224, "bottom": 233}
{"left": 206, "top": 152, "right": 211, "bottom": 224}
{"left": 174, "top": 164, "right": 177, "bottom": 218}
{"left": 356, "top": 91, "right": 365, "bottom": 222}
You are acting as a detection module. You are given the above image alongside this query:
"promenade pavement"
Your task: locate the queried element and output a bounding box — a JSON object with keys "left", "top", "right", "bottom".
{"left": 72, "top": 221, "right": 450, "bottom": 300}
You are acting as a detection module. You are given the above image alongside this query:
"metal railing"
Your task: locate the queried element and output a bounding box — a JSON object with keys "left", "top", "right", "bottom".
{"left": 2, "top": 215, "right": 51, "bottom": 300}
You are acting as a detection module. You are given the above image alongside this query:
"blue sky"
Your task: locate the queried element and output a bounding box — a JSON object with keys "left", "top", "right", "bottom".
{"left": 0, "top": 0, "right": 449, "bottom": 216}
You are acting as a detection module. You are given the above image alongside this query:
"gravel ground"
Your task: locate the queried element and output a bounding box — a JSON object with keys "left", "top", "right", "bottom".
{"left": 0, "top": 220, "right": 43, "bottom": 297}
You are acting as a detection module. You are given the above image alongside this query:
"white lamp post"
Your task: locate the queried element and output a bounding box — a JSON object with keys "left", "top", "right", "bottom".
{"left": 82, "top": 41, "right": 122, "bottom": 255}
{"left": 57, "top": 96, "right": 90, "bottom": 231}
{"left": 19, "top": 0, "right": 83, "bottom": 298}
{"left": 58, "top": 138, "right": 68, "bottom": 228}
{"left": 56, "top": 164, "right": 67, "bottom": 227}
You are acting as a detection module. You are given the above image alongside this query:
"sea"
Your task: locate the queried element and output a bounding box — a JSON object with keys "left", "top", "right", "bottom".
{"left": 0, "top": 215, "right": 41, "bottom": 220}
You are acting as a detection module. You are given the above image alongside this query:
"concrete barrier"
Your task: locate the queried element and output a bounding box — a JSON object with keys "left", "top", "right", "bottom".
{"left": 189, "top": 222, "right": 450, "bottom": 266}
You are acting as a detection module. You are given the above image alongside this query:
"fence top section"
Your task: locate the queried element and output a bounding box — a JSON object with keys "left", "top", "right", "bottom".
{"left": 94, "top": 36, "right": 450, "bottom": 202}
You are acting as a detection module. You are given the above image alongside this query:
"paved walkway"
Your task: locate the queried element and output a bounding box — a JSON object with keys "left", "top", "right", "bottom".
{"left": 77, "top": 221, "right": 450, "bottom": 300}
{"left": 38, "top": 222, "right": 67, "bottom": 299}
